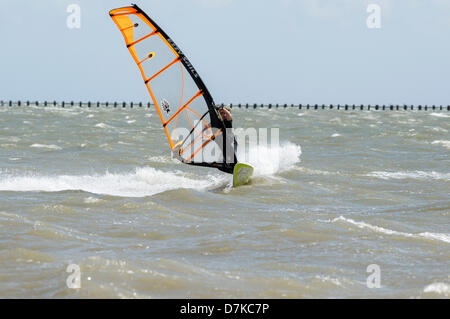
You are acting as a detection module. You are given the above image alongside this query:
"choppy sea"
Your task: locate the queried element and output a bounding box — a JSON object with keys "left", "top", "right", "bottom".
{"left": 0, "top": 105, "right": 448, "bottom": 298}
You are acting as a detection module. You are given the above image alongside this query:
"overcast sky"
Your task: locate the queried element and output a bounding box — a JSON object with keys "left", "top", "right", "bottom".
{"left": 1, "top": 0, "right": 450, "bottom": 105}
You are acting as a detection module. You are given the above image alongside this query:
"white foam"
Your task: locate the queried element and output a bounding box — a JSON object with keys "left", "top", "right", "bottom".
{"left": 237, "top": 142, "right": 301, "bottom": 176}
{"left": 84, "top": 196, "right": 101, "bottom": 204}
{"left": 423, "top": 283, "right": 450, "bottom": 296}
{"left": 430, "top": 113, "right": 450, "bottom": 118}
{"left": 419, "top": 232, "right": 450, "bottom": 243}
{"left": 314, "top": 275, "right": 343, "bottom": 287}
{"left": 429, "top": 127, "right": 448, "bottom": 132}
{"left": 30, "top": 144, "right": 62, "bottom": 150}
{"left": 28, "top": 105, "right": 82, "bottom": 115}
{"left": 147, "top": 155, "right": 178, "bottom": 164}
{"left": 328, "top": 216, "right": 450, "bottom": 244}
{"left": 0, "top": 167, "right": 225, "bottom": 197}
{"left": 331, "top": 133, "right": 341, "bottom": 137}
{"left": 95, "top": 123, "right": 113, "bottom": 129}
{"left": 293, "top": 167, "right": 338, "bottom": 176}
{"left": 366, "top": 171, "right": 450, "bottom": 181}
{"left": 432, "top": 140, "right": 450, "bottom": 150}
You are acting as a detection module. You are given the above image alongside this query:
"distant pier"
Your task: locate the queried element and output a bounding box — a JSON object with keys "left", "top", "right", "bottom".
{"left": 0, "top": 100, "right": 449, "bottom": 111}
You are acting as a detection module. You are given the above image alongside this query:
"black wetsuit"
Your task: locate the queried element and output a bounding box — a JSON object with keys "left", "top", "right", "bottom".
{"left": 180, "top": 118, "right": 237, "bottom": 174}
{"left": 217, "top": 119, "right": 238, "bottom": 174}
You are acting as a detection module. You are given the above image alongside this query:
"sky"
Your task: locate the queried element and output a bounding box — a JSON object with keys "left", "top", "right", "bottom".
{"left": 1, "top": 0, "right": 450, "bottom": 105}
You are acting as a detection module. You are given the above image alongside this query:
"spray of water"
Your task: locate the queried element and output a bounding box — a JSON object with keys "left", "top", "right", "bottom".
{"left": 238, "top": 142, "right": 301, "bottom": 176}
{"left": 0, "top": 142, "right": 301, "bottom": 197}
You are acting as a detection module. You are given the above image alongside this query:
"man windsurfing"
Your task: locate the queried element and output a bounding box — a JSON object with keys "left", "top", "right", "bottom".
{"left": 172, "top": 106, "right": 238, "bottom": 174}
{"left": 110, "top": 4, "right": 253, "bottom": 186}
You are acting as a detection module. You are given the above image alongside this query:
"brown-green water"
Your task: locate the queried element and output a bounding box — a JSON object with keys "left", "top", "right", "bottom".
{"left": 0, "top": 106, "right": 449, "bottom": 298}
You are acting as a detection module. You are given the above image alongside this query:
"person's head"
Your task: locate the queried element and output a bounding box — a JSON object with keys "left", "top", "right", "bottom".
{"left": 218, "top": 107, "right": 232, "bottom": 121}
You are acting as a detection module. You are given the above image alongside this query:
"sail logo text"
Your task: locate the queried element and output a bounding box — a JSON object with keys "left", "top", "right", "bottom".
{"left": 167, "top": 38, "right": 199, "bottom": 78}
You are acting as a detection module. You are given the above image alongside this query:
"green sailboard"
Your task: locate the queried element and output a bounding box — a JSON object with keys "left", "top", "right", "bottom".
{"left": 233, "top": 163, "right": 254, "bottom": 187}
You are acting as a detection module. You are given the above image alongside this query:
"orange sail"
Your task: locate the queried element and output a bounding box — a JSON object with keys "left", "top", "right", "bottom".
{"left": 110, "top": 4, "right": 235, "bottom": 171}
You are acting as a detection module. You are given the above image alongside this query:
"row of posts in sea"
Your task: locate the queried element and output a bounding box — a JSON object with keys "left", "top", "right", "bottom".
{"left": 0, "top": 100, "right": 449, "bottom": 111}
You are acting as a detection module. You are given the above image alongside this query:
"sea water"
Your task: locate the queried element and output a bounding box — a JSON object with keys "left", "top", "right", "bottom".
{"left": 0, "top": 105, "right": 448, "bottom": 298}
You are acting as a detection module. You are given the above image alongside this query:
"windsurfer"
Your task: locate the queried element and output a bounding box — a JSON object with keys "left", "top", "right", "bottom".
{"left": 172, "top": 106, "right": 237, "bottom": 174}
{"left": 216, "top": 106, "right": 237, "bottom": 174}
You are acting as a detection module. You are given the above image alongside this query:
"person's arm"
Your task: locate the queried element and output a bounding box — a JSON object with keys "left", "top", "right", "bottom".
{"left": 172, "top": 141, "right": 183, "bottom": 162}
{"left": 219, "top": 108, "right": 233, "bottom": 127}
